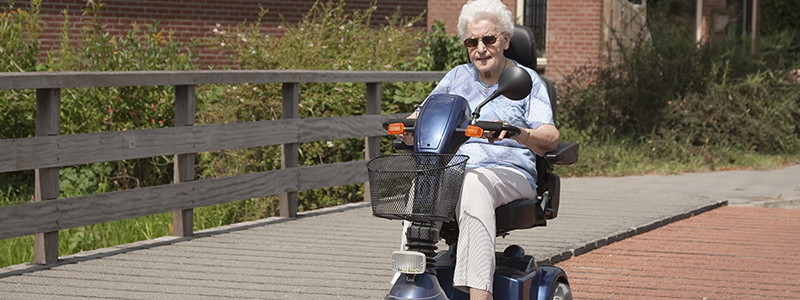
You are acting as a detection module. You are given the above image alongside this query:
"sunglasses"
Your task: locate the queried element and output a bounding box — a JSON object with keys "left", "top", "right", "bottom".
{"left": 463, "top": 35, "right": 498, "bottom": 48}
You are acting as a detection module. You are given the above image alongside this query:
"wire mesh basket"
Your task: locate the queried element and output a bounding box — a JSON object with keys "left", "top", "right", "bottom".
{"left": 367, "top": 154, "right": 469, "bottom": 223}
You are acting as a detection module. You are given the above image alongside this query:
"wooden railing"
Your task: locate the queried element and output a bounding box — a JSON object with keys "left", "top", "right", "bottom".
{"left": 0, "top": 70, "right": 446, "bottom": 265}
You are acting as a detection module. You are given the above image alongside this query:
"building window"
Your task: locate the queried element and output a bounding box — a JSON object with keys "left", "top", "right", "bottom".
{"left": 524, "top": 0, "right": 547, "bottom": 57}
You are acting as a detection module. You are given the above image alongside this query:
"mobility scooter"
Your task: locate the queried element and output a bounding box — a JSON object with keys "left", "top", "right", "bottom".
{"left": 366, "top": 25, "right": 579, "bottom": 300}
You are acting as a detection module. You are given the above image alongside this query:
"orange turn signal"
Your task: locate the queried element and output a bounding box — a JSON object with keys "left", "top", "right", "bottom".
{"left": 387, "top": 123, "right": 405, "bottom": 135}
{"left": 465, "top": 125, "right": 483, "bottom": 138}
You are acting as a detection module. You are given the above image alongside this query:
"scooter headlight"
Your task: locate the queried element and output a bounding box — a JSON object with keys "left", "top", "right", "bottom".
{"left": 391, "top": 251, "right": 426, "bottom": 274}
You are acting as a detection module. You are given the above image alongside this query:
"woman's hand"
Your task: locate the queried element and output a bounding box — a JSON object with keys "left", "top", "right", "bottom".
{"left": 398, "top": 111, "right": 419, "bottom": 146}
{"left": 398, "top": 131, "right": 414, "bottom": 146}
{"left": 483, "top": 121, "right": 510, "bottom": 144}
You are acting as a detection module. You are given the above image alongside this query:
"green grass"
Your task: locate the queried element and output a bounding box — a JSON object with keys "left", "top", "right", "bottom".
{"left": 0, "top": 213, "right": 171, "bottom": 268}
{"left": 0, "top": 196, "right": 287, "bottom": 268}
{"left": 559, "top": 140, "right": 800, "bottom": 177}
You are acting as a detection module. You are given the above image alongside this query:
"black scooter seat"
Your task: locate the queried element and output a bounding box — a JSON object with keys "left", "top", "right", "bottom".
{"left": 495, "top": 198, "right": 545, "bottom": 233}
{"left": 440, "top": 198, "right": 546, "bottom": 245}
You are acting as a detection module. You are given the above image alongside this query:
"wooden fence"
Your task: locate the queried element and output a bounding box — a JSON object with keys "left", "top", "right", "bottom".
{"left": 0, "top": 70, "right": 446, "bottom": 265}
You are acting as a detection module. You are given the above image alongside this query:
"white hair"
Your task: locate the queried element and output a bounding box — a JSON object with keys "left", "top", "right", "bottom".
{"left": 456, "top": 0, "right": 515, "bottom": 40}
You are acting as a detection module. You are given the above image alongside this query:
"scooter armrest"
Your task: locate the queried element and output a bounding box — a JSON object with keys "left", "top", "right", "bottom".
{"left": 545, "top": 142, "right": 579, "bottom": 166}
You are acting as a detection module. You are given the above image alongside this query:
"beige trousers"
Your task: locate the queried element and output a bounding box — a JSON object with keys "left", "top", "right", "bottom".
{"left": 396, "top": 166, "right": 536, "bottom": 294}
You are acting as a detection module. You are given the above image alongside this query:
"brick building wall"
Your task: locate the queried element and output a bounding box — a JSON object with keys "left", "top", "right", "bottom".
{"left": 427, "top": 0, "right": 517, "bottom": 35}
{"left": 545, "top": 1, "right": 602, "bottom": 82}
{"left": 24, "top": 0, "right": 428, "bottom": 67}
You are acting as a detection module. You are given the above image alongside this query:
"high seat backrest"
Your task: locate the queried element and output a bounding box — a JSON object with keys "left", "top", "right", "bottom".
{"left": 505, "top": 25, "right": 537, "bottom": 70}
{"left": 503, "top": 25, "right": 558, "bottom": 196}
{"left": 504, "top": 24, "right": 557, "bottom": 127}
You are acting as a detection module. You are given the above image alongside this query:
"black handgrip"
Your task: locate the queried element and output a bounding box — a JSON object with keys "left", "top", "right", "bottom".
{"left": 382, "top": 119, "right": 416, "bottom": 130}
{"left": 500, "top": 124, "right": 522, "bottom": 137}
{"left": 392, "top": 138, "right": 414, "bottom": 151}
{"left": 473, "top": 121, "right": 521, "bottom": 138}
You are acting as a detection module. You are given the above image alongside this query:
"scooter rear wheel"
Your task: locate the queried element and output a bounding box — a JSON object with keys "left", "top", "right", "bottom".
{"left": 551, "top": 282, "right": 572, "bottom": 300}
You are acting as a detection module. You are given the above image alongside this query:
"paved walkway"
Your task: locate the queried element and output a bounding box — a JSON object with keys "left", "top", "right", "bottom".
{"left": 561, "top": 206, "right": 800, "bottom": 299}
{"left": 1, "top": 165, "right": 799, "bottom": 299}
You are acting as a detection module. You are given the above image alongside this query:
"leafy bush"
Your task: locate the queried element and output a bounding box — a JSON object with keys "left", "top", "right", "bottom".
{"left": 558, "top": 1, "right": 800, "bottom": 157}
{"left": 0, "top": 1, "right": 42, "bottom": 141}
{"left": 46, "top": 2, "right": 200, "bottom": 194}
{"left": 0, "top": 1, "right": 42, "bottom": 209}
{"left": 1, "top": 1, "right": 201, "bottom": 203}
{"left": 198, "top": 0, "right": 427, "bottom": 217}
{"left": 761, "top": 0, "right": 800, "bottom": 59}
{"left": 0, "top": 0, "right": 42, "bottom": 73}
{"left": 412, "top": 19, "right": 468, "bottom": 72}
{"left": 1, "top": 0, "right": 200, "bottom": 267}
{"left": 661, "top": 71, "right": 800, "bottom": 152}
{"left": 382, "top": 20, "right": 468, "bottom": 111}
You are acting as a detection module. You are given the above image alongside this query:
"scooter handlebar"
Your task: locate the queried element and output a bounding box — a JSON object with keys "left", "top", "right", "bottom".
{"left": 385, "top": 120, "right": 521, "bottom": 151}
{"left": 383, "top": 119, "right": 520, "bottom": 136}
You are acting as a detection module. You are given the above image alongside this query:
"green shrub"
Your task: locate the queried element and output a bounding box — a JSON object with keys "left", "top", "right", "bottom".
{"left": 198, "top": 0, "right": 428, "bottom": 218}
{"left": 46, "top": 2, "right": 199, "bottom": 193}
{"left": 661, "top": 71, "right": 800, "bottom": 153}
{"left": 0, "top": 0, "right": 42, "bottom": 73}
{"left": 412, "top": 19, "right": 468, "bottom": 72}
{"left": 0, "top": 1, "right": 42, "bottom": 209}
{"left": 0, "top": 1, "right": 42, "bottom": 141}
{"left": 761, "top": 0, "right": 800, "bottom": 60}
{"left": 558, "top": 1, "right": 800, "bottom": 157}
{"left": 1, "top": 0, "right": 201, "bottom": 267}
{"left": 381, "top": 20, "right": 468, "bottom": 112}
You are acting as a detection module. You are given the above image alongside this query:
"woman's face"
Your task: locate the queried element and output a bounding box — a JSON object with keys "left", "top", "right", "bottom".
{"left": 465, "top": 19, "right": 509, "bottom": 75}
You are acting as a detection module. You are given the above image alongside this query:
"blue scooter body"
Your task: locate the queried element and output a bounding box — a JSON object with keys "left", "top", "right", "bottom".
{"left": 387, "top": 273, "right": 449, "bottom": 300}
{"left": 413, "top": 94, "right": 471, "bottom": 154}
{"left": 435, "top": 265, "right": 568, "bottom": 300}
{"left": 387, "top": 264, "right": 567, "bottom": 300}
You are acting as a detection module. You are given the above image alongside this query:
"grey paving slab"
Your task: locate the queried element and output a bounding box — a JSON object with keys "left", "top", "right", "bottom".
{"left": 1, "top": 165, "right": 798, "bottom": 299}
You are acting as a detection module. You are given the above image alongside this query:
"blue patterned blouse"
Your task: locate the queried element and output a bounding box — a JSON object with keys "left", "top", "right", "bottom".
{"left": 419, "top": 61, "right": 554, "bottom": 190}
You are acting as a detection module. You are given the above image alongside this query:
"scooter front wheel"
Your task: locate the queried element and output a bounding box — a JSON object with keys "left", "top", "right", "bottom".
{"left": 551, "top": 282, "right": 572, "bottom": 300}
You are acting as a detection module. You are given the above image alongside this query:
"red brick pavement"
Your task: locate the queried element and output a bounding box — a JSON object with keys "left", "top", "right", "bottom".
{"left": 557, "top": 206, "right": 800, "bottom": 299}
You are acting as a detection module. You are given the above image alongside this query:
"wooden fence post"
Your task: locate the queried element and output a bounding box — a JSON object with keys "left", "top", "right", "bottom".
{"left": 34, "top": 88, "right": 60, "bottom": 265}
{"left": 172, "top": 85, "right": 196, "bottom": 237}
{"left": 364, "top": 82, "right": 382, "bottom": 203}
{"left": 280, "top": 83, "right": 300, "bottom": 217}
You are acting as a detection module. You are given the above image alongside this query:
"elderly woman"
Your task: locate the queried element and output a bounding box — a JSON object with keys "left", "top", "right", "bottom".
{"left": 398, "top": 0, "right": 559, "bottom": 299}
